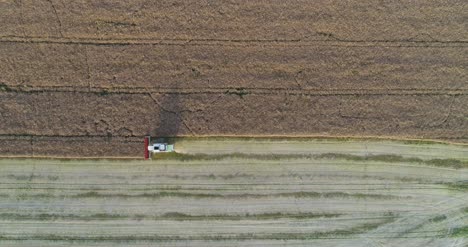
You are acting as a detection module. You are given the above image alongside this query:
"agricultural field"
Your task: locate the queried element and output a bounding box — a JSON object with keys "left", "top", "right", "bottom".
{"left": 0, "top": 139, "right": 467, "bottom": 246}
{"left": 1, "top": 0, "right": 467, "bottom": 157}
{"left": 1, "top": 1, "right": 467, "bottom": 246}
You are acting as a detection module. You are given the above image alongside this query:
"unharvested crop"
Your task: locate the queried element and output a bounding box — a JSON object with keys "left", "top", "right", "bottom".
{"left": 0, "top": 1, "right": 467, "bottom": 157}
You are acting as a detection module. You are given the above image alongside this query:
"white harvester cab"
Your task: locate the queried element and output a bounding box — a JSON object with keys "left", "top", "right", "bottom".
{"left": 148, "top": 143, "right": 174, "bottom": 153}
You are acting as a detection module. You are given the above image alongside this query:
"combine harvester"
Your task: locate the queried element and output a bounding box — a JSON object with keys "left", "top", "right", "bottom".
{"left": 144, "top": 136, "right": 175, "bottom": 159}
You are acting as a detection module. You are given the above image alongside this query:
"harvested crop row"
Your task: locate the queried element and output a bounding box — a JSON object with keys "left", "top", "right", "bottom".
{"left": 0, "top": 153, "right": 466, "bottom": 246}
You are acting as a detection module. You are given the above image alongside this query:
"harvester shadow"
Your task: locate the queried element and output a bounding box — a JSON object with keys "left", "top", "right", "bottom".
{"left": 150, "top": 80, "right": 186, "bottom": 143}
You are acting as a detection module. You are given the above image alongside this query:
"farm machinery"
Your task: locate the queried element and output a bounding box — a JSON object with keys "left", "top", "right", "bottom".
{"left": 144, "top": 136, "right": 174, "bottom": 159}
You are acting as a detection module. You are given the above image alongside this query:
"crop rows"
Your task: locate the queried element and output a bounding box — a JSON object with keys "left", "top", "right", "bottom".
{"left": 1, "top": 42, "right": 466, "bottom": 90}
{"left": 0, "top": 151, "right": 466, "bottom": 246}
{"left": 0, "top": 0, "right": 467, "bottom": 157}
{"left": 1, "top": 0, "right": 467, "bottom": 41}
{"left": 1, "top": 91, "right": 467, "bottom": 156}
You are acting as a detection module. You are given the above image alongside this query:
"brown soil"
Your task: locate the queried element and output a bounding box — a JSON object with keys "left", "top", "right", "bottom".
{"left": 0, "top": 1, "right": 467, "bottom": 157}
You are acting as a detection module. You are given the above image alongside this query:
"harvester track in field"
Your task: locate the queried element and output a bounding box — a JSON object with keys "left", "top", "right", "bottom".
{"left": 1, "top": 36, "right": 467, "bottom": 48}
{"left": 3, "top": 85, "right": 468, "bottom": 96}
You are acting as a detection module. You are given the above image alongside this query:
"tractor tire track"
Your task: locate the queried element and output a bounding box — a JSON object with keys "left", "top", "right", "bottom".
{"left": 2, "top": 85, "right": 468, "bottom": 96}
{"left": 0, "top": 36, "right": 467, "bottom": 48}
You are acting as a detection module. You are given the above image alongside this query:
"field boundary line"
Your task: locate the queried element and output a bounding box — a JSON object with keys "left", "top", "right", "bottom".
{"left": 0, "top": 134, "right": 467, "bottom": 146}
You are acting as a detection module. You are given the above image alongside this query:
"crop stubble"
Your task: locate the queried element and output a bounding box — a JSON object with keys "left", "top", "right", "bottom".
{"left": 0, "top": 146, "right": 467, "bottom": 246}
